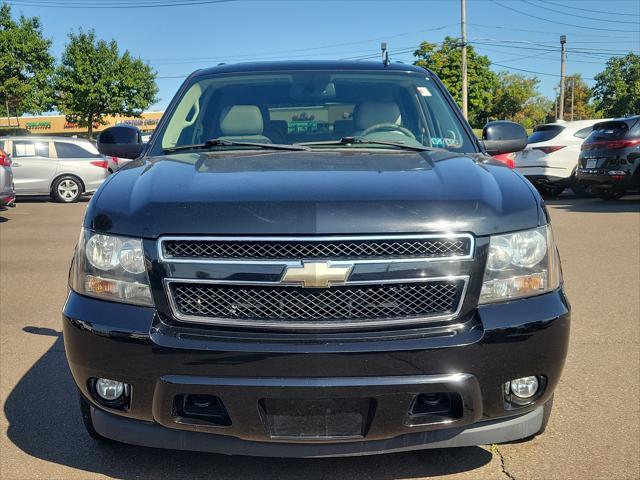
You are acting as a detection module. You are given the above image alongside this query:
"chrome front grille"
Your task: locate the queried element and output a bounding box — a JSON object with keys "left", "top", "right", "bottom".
{"left": 159, "top": 234, "right": 474, "bottom": 330}
{"left": 168, "top": 280, "right": 465, "bottom": 329}
{"left": 160, "top": 235, "right": 472, "bottom": 261}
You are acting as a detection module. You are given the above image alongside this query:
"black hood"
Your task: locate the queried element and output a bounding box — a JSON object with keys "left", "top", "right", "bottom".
{"left": 85, "top": 149, "right": 542, "bottom": 238}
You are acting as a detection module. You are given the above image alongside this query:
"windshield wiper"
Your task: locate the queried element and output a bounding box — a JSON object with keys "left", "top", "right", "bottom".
{"left": 163, "top": 138, "right": 310, "bottom": 153}
{"left": 296, "top": 137, "right": 438, "bottom": 152}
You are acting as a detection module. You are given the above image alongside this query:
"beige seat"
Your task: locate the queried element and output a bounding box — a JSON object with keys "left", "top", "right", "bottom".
{"left": 218, "top": 105, "right": 271, "bottom": 143}
{"left": 353, "top": 102, "right": 401, "bottom": 135}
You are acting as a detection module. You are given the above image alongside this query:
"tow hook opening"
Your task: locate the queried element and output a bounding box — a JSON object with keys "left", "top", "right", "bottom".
{"left": 405, "top": 392, "right": 463, "bottom": 426}
{"left": 174, "top": 394, "right": 232, "bottom": 427}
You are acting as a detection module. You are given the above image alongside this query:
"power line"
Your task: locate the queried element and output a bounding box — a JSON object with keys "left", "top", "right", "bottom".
{"left": 469, "top": 22, "right": 639, "bottom": 40}
{"left": 145, "top": 23, "right": 456, "bottom": 63}
{"left": 151, "top": 46, "right": 396, "bottom": 65}
{"left": 150, "top": 40, "right": 631, "bottom": 71}
{"left": 491, "top": 62, "right": 596, "bottom": 81}
{"left": 345, "top": 46, "right": 422, "bottom": 61}
{"left": 520, "top": 0, "right": 639, "bottom": 24}
{"left": 10, "top": 0, "right": 204, "bottom": 2}
{"left": 540, "top": 0, "right": 640, "bottom": 17}
{"left": 470, "top": 33, "right": 638, "bottom": 50}
{"left": 157, "top": 58, "right": 600, "bottom": 84}
{"left": 470, "top": 40, "right": 637, "bottom": 57}
{"left": 490, "top": 0, "right": 640, "bottom": 33}
{"left": 6, "top": 0, "right": 237, "bottom": 8}
{"left": 472, "top": 42, "right": 615, "bottom": 65}
{"left": 475, "top": 45, "right": 616, "bottom": 66}
{"left": 491, "top": 50, "right": 556, "bottom": 64}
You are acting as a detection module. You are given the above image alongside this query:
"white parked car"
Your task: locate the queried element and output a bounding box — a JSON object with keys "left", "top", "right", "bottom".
{"left": 0, "top": 136, "right": 109, "bottom": 203}
{"left": 515, "top": 119, "right": 611, "bottom": 196}
{"left": 105, "top": 133, "right": 151, "bottom": 173}
{"left": 106, "top": 155, "right": 135, "bottom": 173}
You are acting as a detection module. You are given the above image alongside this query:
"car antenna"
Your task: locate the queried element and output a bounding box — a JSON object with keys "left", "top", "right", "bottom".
{"left": 381, "top": 42, "right": 390, "bottom": 67}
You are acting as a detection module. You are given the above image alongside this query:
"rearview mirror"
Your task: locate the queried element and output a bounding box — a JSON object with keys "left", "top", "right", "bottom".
{"left": 97, "top": 125, "right": 144, "bottom": 159}
{"left": 481, "top": 121, "right": 528, "bottom": 156}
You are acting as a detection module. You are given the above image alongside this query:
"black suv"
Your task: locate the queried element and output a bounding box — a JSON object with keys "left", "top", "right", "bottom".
{"left": 63, "top": 61, "right": 570, "bottom": 457}
{"left": 577, "top": 115, "right": 640, "bottom": 200}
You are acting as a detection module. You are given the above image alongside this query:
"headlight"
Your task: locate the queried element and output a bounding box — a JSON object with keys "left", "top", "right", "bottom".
{"left": 479, "top": 225, "right": 561, "bottom": 304}
{"left": 71, "top": 229, "right": 153, "bottom": 306}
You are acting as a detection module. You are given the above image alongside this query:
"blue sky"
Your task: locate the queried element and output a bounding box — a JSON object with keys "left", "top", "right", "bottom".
{"left": 6, "top": 0, "right": 640, "bottom": 110}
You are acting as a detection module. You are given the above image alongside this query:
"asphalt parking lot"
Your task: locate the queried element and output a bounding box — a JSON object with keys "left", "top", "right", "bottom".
{"left": 0, "top": 195, "right": 638, "bottom": 480}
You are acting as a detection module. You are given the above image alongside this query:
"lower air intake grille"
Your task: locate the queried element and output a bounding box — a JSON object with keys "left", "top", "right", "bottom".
{"left": 169, "top": 280, "right": 464, "bottom": 327}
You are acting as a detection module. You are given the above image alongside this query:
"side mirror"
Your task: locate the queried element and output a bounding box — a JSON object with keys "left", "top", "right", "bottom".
{"left": 97, "top": 126, "right": 144, "bottom": 159}
{"left": 481, "top": 120, "right": 528, "bottom": 156}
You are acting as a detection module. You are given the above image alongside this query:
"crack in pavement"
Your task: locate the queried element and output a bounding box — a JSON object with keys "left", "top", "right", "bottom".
{"left": 492, "top": 444, "right": 516, "bottom": 480}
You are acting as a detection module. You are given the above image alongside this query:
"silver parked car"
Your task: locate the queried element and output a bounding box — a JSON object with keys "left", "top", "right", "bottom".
{"left": 1, "top": 146, "right": 15, "bottom": 208}
{"left": 0, "top": 136, "right": 109, "bottom": 203}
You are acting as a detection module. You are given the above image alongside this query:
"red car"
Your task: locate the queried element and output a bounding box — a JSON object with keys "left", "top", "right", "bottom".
{"left": 492, "top": 152, "right": 516, "bottom": 169}
{"left": 0, "top": 148, "right": 16, "bottom": 208}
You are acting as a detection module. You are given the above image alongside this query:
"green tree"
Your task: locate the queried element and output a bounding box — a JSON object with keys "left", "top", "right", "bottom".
{"left": 413, "top": 37, "right": 498, "bottom": 127}
{"left": 0, "top": 3, "right": 54, "bottom": 123}
{"left": 591, "top": 53, "right": 640, "bottom": 117}
{"left": 55, "top": 29, "right": 158, "bottom": 136}
{"left": 490, "top": 72, "right": 540, "bottom": 121}
{"left": 557, "top": 74, "right": 597, "bottom": 121}
{"left": 513, "top": 96, "right": 555, "bottom": 130}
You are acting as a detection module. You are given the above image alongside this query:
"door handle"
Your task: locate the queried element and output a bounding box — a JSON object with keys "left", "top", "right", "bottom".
{"left": 11, "top": 162, "right": 21, "bottom": 167}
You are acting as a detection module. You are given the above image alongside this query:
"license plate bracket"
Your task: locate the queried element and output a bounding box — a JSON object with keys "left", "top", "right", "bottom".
{"left": 260, "top": 397, "right": 373, "bottom": 440}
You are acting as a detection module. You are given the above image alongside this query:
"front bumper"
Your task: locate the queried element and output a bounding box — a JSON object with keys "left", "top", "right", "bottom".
{"left": 63, "top": 289, "right": 570, "bottom": 455}
{"left": 89, "top": 402, "right": 545, "bottom": 457}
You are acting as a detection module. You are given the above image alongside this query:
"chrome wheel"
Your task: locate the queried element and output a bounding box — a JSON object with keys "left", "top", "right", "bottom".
{"left": 57, "top": 179, "right": 79, "bottom": 201}
{"left": 53, "top": 177, "right": 82, "bottom": 203}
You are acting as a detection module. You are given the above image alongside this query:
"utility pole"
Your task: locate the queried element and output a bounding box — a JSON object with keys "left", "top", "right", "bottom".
{"left": 461, "top": 0, "right": 468, "bottom": 120}
{"left": 570, "top": 77, "right": 575, "bottom": 121}
{"left": 559, "top": 35, "right": 567, "bottom": 121}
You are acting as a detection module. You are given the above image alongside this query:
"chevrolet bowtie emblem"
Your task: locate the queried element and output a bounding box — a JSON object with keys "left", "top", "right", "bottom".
{"left": 281, "top": 261, "right": 353, "bottom": 288}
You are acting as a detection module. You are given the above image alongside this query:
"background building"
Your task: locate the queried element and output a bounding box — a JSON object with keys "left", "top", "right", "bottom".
{"left": 0, "top": 112, "right": 164, "bottom": 137}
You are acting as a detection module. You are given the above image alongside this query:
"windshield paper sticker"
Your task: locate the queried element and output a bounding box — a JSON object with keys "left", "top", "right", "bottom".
{"left": 416, "top": 86, "right": 432, "bottom": 96}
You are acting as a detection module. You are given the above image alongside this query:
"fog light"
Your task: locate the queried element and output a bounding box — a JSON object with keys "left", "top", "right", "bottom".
{"left": 509, "top": 376, "right": 539, "bottom": 399}
{"left": 95, "top": 378, "right": 125, "bottom": 401}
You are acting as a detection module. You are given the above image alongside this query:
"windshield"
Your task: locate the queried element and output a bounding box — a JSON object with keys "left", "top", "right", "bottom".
{"left": 150, "top": 70, "right": 475, "bottom": 155}
{"left": 528, "top": 125, "right": 564, "bottom": 144}
{"left": 588, "top": 118, "right": 640, "bottom": 141}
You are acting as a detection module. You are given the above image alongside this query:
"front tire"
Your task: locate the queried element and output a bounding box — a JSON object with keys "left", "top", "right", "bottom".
{"left": 597, "top": 189, "right": 625, "bottom": 201}
{"left": 52, "top": 175, "right": 82, "bottom": 203}
{"left": 571, "top": 182, "right": 593, "bottom": 198}
{"left": 537, "top": 184, "right": 565, "bottom": 198}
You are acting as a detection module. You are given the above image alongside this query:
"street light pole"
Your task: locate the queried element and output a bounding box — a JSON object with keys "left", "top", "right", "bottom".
{"left": 461, "top": 0, "right": 468, "bottom": 120}
{"left": 571, "top": 77, "right": 575, "bottom": 121}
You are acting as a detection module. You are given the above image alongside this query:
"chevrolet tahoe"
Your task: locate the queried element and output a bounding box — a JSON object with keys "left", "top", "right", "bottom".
{"left": 63, "top": 61, "right": 570, "bottom": 457}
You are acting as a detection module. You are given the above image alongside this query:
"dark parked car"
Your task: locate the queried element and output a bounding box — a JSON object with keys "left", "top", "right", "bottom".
{"left": 63, "top": 61, "right": 570, "bottom": 457}
{"left": 577, "top": 116, "right": 640, "bottom": 200}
